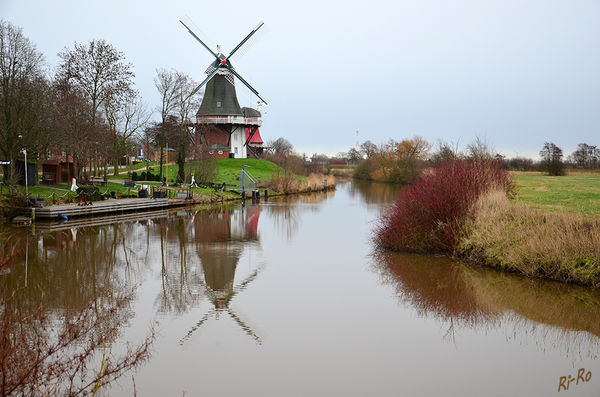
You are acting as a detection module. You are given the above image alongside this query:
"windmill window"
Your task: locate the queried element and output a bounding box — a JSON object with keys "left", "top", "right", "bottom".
{"left": 217, "top": 101, "right": 222, "bottom": 108}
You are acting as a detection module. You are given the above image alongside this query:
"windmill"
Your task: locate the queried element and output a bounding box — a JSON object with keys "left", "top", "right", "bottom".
{"left": 180, "top": 19, "right": 267, "bottom": 159}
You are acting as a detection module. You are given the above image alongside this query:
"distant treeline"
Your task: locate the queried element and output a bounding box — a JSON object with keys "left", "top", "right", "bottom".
{"left": 345, "top": 138, "right": 599, "bottom": 183}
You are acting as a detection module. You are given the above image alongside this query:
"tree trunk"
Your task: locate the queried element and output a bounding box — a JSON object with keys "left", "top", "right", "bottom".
{"left": 159, "top": 147, "right": 164, "bottom": 180}
{"left": 177, "top": 148, "right": 185, "bottom": 183}
{"left": 113, "top": 157, "right": 119, "bottom": 176}
{"left": 8, "top": 156, "right": 14, "bottom": 194}
{"left": 72, "top": 152, "right": 79, "bottom": 182}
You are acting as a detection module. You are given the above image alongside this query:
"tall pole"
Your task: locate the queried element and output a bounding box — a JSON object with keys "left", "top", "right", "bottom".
{"left": 22, "top": 148, "right": 28, "bottom": 196}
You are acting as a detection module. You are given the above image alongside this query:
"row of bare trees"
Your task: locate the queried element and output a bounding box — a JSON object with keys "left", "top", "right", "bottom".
{"left": 0, "top": 20, "right": 149, "bottom": 183}
{"left": 0, "top": 20, "right": 203, "bottom": 186}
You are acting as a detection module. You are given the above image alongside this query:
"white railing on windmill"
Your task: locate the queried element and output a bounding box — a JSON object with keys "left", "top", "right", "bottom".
{"left": 196, "top": 115, "right": 261, "bottom": 126}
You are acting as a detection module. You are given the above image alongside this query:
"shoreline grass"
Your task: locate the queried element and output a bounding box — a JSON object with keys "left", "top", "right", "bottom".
{"left": 459, "top": 190, "right": 600, "bottom": 287}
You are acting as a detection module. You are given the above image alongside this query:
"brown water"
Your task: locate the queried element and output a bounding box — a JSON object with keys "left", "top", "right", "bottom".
{"left": 1, "top": 182, "right": 599, "bottom": 396}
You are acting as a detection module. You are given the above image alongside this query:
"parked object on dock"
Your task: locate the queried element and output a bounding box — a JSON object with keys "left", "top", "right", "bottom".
{"left": 176, "top": 191, "right": 192, "bottom": 200}
{"left": 27, "top": 197, "right": 45, "bottom": 207}
{"left": 153, "top": 189, "right": 167, "bottom": 199}
{"left": 12, "top": 216, "right": 32, "bottom": 226}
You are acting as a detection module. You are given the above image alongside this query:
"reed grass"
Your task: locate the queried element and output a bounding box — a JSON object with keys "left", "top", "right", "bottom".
{"left": 267, "top": 173, "right": 335, "bottom": 194}
{"left": 459, "top": 190, "right": 600, "bottom": 286}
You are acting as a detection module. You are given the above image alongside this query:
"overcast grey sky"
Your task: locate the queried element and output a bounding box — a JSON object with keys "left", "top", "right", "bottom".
{"left": 2, "top": 0, "right": 599, "bottom": 157}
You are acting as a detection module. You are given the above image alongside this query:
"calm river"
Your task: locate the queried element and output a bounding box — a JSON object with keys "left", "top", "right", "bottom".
{"left": 1, "top": 182, "right": 599, "bottom": 396}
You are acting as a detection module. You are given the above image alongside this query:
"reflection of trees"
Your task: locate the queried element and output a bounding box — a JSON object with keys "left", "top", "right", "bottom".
{"left": 0, "top": 224, "right": 154, "bottom": 395}
{"left": 264, "top": 190, "right": 333, "bottom": 241}
{"left": 373, "top": 251, "right": 600, "bottom": 356}
{"left": 0, "top": 287, "right": 153, "bottom": 396}
{"left": 373, "top": 252, "right": 496, "bottom": 331}
{"left": 1, "top": 224, "right": 147, "bottom": 313}
{"left": 265, "top": 203, "right": 299, "bottom": 241}
{"left": 347, "top": 180, "right": 400, "bottom": 206}
{"left": 154, "top": 215, "right": 206, "bottom": 314}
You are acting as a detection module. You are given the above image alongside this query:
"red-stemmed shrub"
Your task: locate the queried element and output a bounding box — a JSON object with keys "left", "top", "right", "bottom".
{"left": 374, "top": 159, "right": 512, "bottom": 253}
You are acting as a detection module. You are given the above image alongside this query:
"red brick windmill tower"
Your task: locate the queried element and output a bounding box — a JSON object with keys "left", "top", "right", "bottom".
{"left": 180, "top": 20, "right": 266, "bottom": 159}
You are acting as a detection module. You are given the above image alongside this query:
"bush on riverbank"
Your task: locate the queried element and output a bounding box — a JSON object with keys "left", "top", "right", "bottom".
{"left": 459, "top": 190, "right": 600, "bottom": 286}
{"left": 353, "top": 137, "right": 431, "bottom": 184}
{"left": 374, "top": 159, "right": 511, "bottom": 253}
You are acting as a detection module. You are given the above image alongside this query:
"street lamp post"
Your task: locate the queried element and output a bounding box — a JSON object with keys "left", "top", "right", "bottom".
{"left": 21, "top": 148, "right": 28, "bottom": 197}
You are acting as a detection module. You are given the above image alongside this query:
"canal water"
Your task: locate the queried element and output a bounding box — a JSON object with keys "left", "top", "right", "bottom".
{"left": 1, "top": 182, "right": 599, "bottom": 396}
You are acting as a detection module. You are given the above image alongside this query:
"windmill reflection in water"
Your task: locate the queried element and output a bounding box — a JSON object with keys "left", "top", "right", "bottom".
{"left": 180, "top": 205, "right": 263, "bottom": 345}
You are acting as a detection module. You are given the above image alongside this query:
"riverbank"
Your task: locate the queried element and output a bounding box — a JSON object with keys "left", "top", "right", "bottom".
{"left": 375, "top": 160, "right": 600, "bottom": 288}
{"left": 458, "top": 190, "right": 600, "bottom": 287}
{"left": 1, "top": 167, "right": 336, "bottom": 222}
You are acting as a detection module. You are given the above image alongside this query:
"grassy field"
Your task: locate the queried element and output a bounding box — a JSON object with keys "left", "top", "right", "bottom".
{"left": 511, "top": 171, "right": 600, "bottom": 215}
{"left": 106, "top": 159, "right": 285, "bottom": 186}
{"left": 213, "top": 158, "right": 285, "bottom": 185}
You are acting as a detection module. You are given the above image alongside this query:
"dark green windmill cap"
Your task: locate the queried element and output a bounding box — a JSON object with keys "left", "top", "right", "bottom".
{"left": 197, "top": 72, "right": 243, "bottom": 117}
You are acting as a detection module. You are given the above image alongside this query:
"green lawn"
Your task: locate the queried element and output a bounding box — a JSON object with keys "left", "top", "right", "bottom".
{"left": 118, "top": 158, "right": 286, "bottom": 187}
{"left": 6, "top": 182, "right": 146, "bottom": 201}
{"left": 213, "top": 158, "right": 284, "bottom": 185}
{"left": 511, "top": 171, "right": 600, "bottom": 214}
{"left": 2, "top": 159, "right": 293, "bottom": 205}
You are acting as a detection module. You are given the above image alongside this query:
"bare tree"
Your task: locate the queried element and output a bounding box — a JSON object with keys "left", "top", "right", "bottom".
{"left": 0, "top": 21, "right": 48, "bottom": 188}
{"left": 104, "top": 91, "right": 150, "bottom": 175}
{"left": 571, "top": 143, "right": 600, "bottom": 169}
{"left": 0, "top": 290, "right": 154, "bottom": 396}
{"left": 154, "top": 69, "right": 185, "bottom": 180}
{"left": 466, "top": 136, "right": 496, "bottom": 160}
{"left": 52, "top": 74, "right": 95, "bottom": 180}
{"left": 58, "top": 39, "right": 134, "bottom": 179}
{"left": 360, "top": 140, "right": 378, "bottom": 159}
{"left": 268, "top": 137, "right": 294, "bottom": 157}
{"left": 174, "top": 73, "right": 201, "bottom": 183}
{"left": 430, "top": 140, "right": 460, "bottom": 165}
{"left": 540, "top": 142, "right": 565, "bottom": 176}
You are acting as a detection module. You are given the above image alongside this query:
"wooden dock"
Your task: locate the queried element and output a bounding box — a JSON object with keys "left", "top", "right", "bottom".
{"left": 35, "top": 208, "right": 170, "bottom": 231}
{"left": 34, "top": 198, "right": 171, "bottom": 219}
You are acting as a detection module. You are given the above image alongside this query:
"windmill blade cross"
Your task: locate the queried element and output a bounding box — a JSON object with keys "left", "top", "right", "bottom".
{"left": 184, "top": 67, "right": 220, "bottom": 104}
{"left": 179, "top": 307, "right": 216, "bottom": 345}
{"left": 179, "top": 19, "right": 219, "bottom": 60}
{"left": 224, "top": 65, "right": 268, "bottom": 104}
{"left": 233, "top": 266, "right": 263, "bottom": 295}
{"left": 227, "top": 308, "right": 262, "bottom": 344}
{"left": 227, "top": 21, "right": 264, "bottom": 60}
